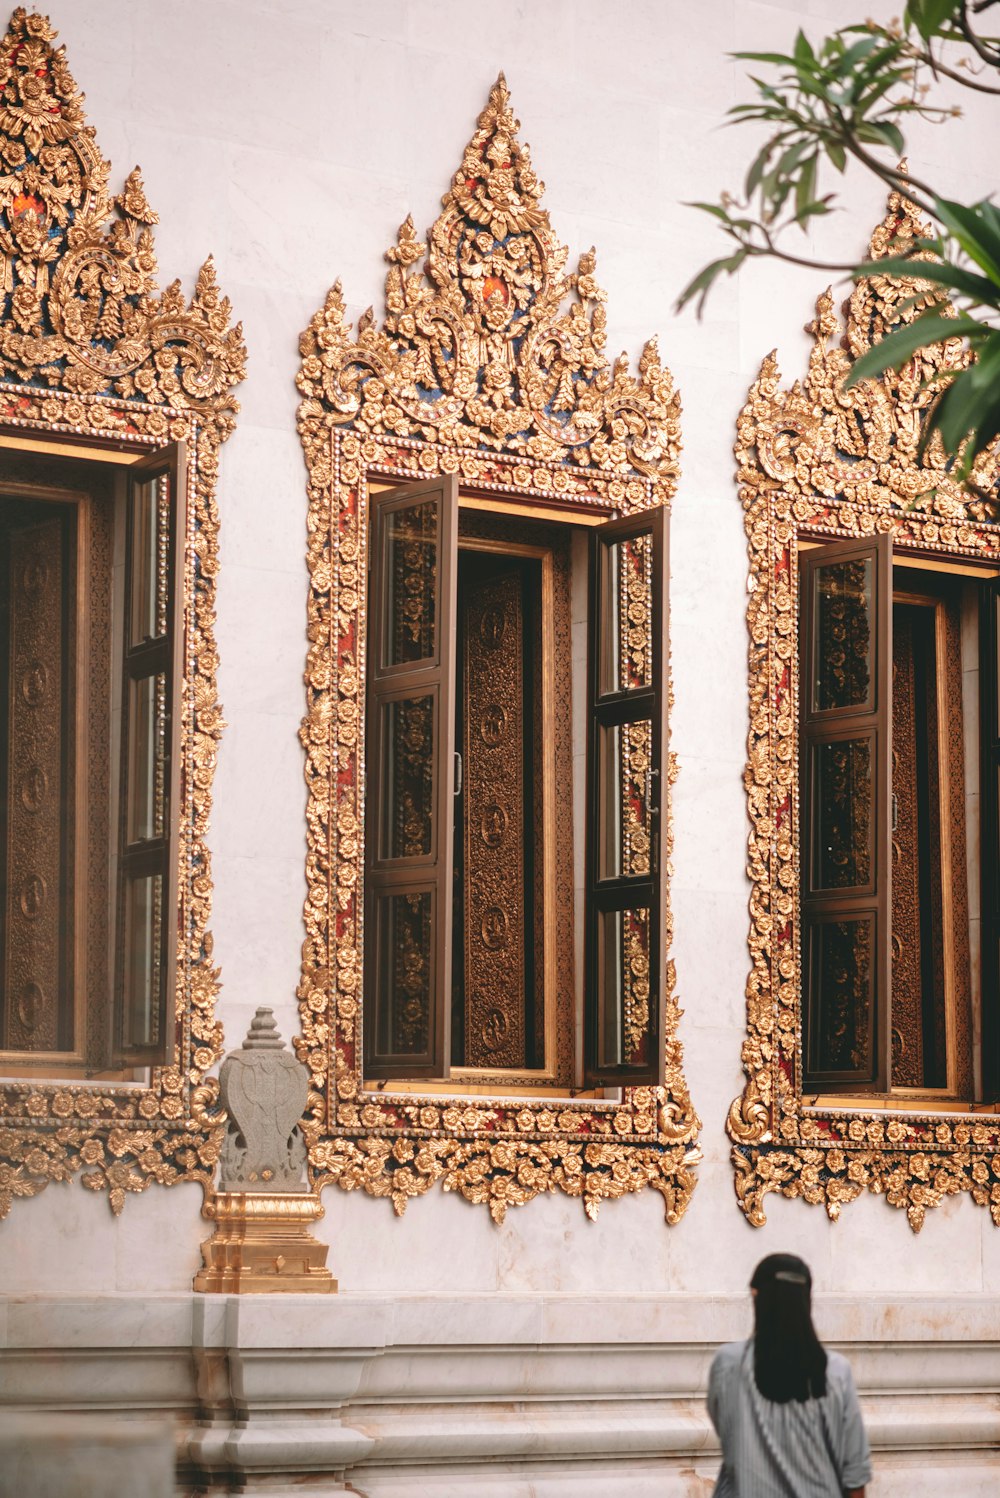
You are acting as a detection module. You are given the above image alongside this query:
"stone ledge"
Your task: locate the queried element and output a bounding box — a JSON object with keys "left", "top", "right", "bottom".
{"left": 2, "top": 1292, "right": 998, "bottom": 1495}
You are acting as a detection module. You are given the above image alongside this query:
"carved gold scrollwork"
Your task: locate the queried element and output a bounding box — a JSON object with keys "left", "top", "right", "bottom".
{"left": 0, "top": 8, "right": 245, "bottom": 1219}
{"left": 296, "top": 74, "right": 700, "bottom": 1222}
{"left": 733, "top": 179, "right": 1000, "bottom": 1233}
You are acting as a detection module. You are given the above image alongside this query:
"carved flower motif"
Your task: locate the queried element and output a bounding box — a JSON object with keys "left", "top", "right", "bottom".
{"left": 10, "top": 283, "right": 40, "bottom": 330}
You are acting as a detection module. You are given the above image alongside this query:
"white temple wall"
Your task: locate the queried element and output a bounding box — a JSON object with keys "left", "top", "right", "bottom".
{"left": 5, "top": 5, "right": 1000, "bottom": 1489}
{"left": 3, "top": 19, "right": 1000, "bottom": 1495}
{"left": 0, "top": 0, "right": 991, "bottom": 1300}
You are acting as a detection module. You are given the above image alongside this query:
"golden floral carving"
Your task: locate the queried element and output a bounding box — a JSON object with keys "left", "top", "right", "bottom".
{"left": 296, "top": 74, "right": 698, "bottom": 1222}
{"left": 732, "top": 179, "right": 1000, "bottom": 1232}
{"left": 0, "top": 9, "right": 245, "bottom": 1215}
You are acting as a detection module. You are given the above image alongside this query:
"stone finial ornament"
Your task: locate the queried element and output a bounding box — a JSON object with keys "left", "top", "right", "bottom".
{"left": 218, "top": 1008, "right": 308, "bottom": 1192}
{"left": 194, "top": 1008, "right": 335, "bottom": 1294}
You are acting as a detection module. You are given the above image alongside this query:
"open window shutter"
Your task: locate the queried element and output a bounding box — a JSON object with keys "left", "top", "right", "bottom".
{"left": 800, "top": 534, "right": 891, "bottom": 1092}
{"left": 585, "top": 506, "right": 668, "bottom": 1086}
{"left": 364, "top": 476, "right": 458, "bottom": 1079}
{"left": 113, "top": 442, "right": 186, "bottom": 1067}
{"left": 980, "top": 578, "right": 1000, "bottom": 1100}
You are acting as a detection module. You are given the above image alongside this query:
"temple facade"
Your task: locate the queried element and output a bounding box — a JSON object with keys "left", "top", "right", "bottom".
{"left": 1, "top": 2, "right": 999, "bottom": 1493}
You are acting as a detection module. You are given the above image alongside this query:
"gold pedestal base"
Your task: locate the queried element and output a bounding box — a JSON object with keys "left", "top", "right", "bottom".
{"left": 193, "top": 1191, "right": 337, "bottom": 1294}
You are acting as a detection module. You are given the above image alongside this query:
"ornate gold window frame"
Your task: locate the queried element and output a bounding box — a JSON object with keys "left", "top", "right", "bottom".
{"left": 731, "top": 182, "right": 1000, "bottom": 1233}
{"left": 296, "top": 75, "right": 701, "bottom": 1222}
{"left": 0, "top": 9, "right": 245, "bottom": 1217}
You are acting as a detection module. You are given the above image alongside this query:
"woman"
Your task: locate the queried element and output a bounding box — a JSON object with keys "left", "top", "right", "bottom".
{"left": 707, "top": 1253, "right": 871, "bottom": 1497}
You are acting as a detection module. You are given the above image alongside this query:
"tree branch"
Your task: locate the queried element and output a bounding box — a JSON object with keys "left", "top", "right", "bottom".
{"left": 920, "top": 42, "right": 1000, "bottom": 93}
{"left": 958, "top": 1, "right": 1000, "bottom": 66}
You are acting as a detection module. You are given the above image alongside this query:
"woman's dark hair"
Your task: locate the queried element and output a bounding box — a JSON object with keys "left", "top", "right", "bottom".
{"left": 750, "top": 1253, "right": 827, "bottom": 1404}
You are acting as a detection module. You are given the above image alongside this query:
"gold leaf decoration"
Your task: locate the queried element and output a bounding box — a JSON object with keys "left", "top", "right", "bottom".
{"left": 299, "top": 75, "right": 680, "bottom": 481}
{"left": 0, "top": 8, "right": 245, "bottom": 1215}
{"left": 296, "top": 73, "right": 699, "bottom": 1223}
{"left": 733, "top": 178, "right": 1000, "bottom": 1232}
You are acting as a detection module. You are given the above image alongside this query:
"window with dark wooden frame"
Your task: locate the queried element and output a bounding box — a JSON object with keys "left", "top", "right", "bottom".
{"left": 980, "top": 577, "right": 1000, "bottom": 1101}
{"left": 585, "top": 507, "right": 669, "bottom": 1086}
{"left": 800, "top": 534, "right": 892, "bottom": 1092}
{"left": 114, "top": 443, "right": 186, "bottom": 1066}
{"left": 361, "top": 485, "right": 671, "bottom": 1092}
{"left": 363, "top": 476, "right": 458, "bottom": 1080}
{"left": 0, "top": 441, "right": 185, "bottom": 1075}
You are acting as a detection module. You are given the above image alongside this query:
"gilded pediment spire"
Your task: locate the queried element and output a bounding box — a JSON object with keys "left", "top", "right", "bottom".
{"left": 0, "top": 7, "right": 245, "bottom": 417}
{"left": 738, "top": 172, "right": 998, "bottom": 521}
{"left": 299, "top": 72, "right": 680, "bottom": 487}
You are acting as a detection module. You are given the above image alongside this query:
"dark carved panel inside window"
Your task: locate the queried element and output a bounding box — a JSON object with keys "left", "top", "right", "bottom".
{"left": 453, "top": 551, "right": 542, "bottom": 1071}
{"left": 801, "top": 542, "right": 980, "bottom": 1097}
{"left": 381, "top": 500, "right": 440, "bottom": 669}
{"left": 806, "top": 914, "right": 875, "bottom": 1077}
{"left": 809, "top": 737, "right": 873, "bottom": 893}
{"left": 811, "top": 556, "right": 873, "bottom": 713}
{"left": 370, "top": 887, "right": 434, "bottom": 1058}
{"left": 377, "top": 694, "right": 435, "bottom": 861}
{"left": 889, "top": 585, "right": 973, "bottom": 1095}
{"left": 800, "top": 535, "right": 890, "bottom": 1091}
{"left": 0, "top": 500, "right": 76, "bottom": 1053}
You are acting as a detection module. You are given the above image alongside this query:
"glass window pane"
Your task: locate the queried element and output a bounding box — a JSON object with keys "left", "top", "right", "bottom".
{"left": 130, "top": 474, "right": 171, "bottom": 646}
{"left": 128, "top": 672, "right": 168, "bottom": 844}
{"left": 599, "top": 530, "right": 653, "bottom": 696}
{"left": 596, "top": 905, "right": 652, "bottom": 1070}
{"left": 812, "top": 556, "right": 873, "bottom": 712}
{"left": 598, "top": 718, "right": 653, "bottom": 879}
{"left": 123, "top": 872, "right": 165, "bottom": 1051}
{"left": 372, "top": 890, "right": 433, "bottom": 1057}
{"left": 377, "top": 694, "right": 435, "bottom": 860}
{"left": 809, "top": 737, "right": 873, "bottom": 892}
{"left": 381, "top": 498, "right": 438, "bottom": 668}
{"left": 806, "top": 915, "right": 874, "bottom": 1077}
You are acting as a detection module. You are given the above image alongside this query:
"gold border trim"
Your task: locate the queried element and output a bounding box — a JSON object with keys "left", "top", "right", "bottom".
{"left": 0, "top": 9, "right": 245, "bottom": 1218}
{"left": 731, "top": 180, "right": 1000, "bottom": 1232}
{"left": 295, "top": 75, "right": 700, "bottom": 1222}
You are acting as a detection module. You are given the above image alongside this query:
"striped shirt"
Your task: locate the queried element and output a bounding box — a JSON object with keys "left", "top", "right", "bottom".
{"left": 707, "top": 1339, "right": 872, "bottom": 1497}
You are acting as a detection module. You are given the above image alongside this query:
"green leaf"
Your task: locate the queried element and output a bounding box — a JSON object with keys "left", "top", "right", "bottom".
{"left": 731, "top": 50, "right": 797, "bottom": 66}
{"left": 928, "top": 336, "right": 1000, "bottom": 462}
{"left": 826, "top": 139, "right": 847, "bottom": 172}
{"left": 855, "top": 120, "right": 906, "bottom": 154}
{"left": 745, "top": 139, "right": 775, "bottom": 198}
{"left": 832, "top": 35, "right": 882, "bottom": 77}
{"left": 795, "top": 155, "right": 818, "bottom": 225}
{"left": 976, "top": 198, "right": 1000, "bottom": 253}
{"left": 843, "top": 311, "right": 985, "bottom": 387}
{"left": 905, "top": 0, "right": 961, "bottom": 44}
{"left": 854, "top": 255, "right": 1000, "bottom": 308}
{"left": 686, "top": 200, "right": 737, "bottom": 223}
{"left": 793, "top": 28, "right": 816, "bottom": 67}
{"left": 934, "top": 197, "right": 1000, "bottom": 283}
{"left": 675, "top": 251, "right": 747, "bottom": 316}
{"left": 856, "top": 70, "right": 908, "bottom": 112}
